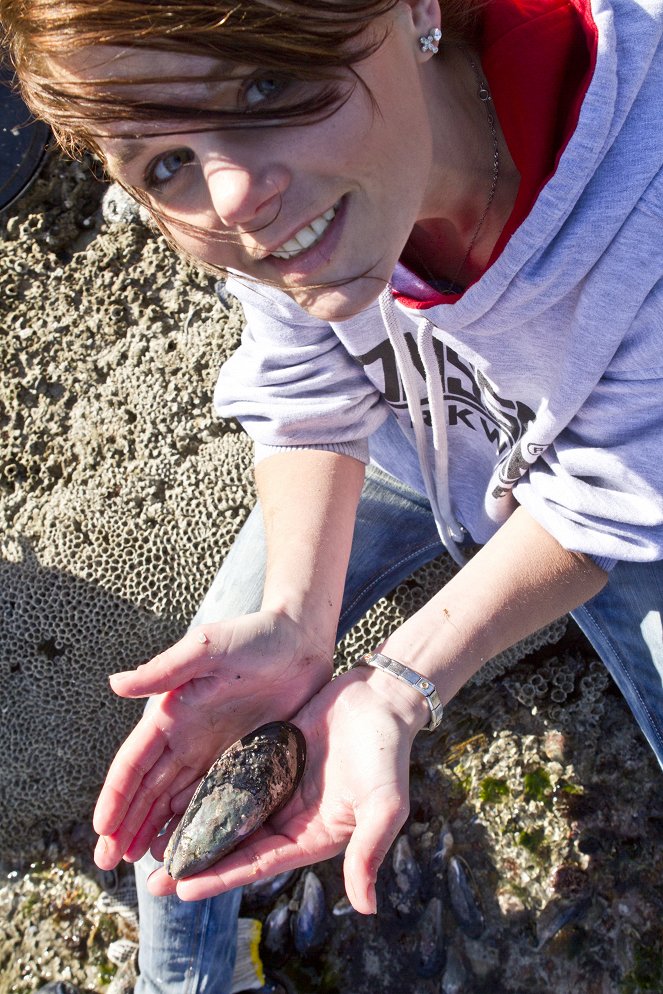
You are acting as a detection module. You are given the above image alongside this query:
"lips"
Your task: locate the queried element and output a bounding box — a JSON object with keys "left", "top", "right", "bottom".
{"left": 270, "top": 204, "right": 338, "bottom": 260}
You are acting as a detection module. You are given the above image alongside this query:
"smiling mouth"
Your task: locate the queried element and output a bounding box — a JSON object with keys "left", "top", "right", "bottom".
{"left": 270, "top": 204, "right": 339, "bottom": 260}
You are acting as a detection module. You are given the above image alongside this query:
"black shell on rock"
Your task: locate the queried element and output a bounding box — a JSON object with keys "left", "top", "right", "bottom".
{"left": 446, "top": 855, "right": 485, "bottom": 939}
{"left": 164, "top": 721, "right": 306, "bottom": 879}
{"left": 388, "top": 835, "right": 422, "bottom": 919}
{"left": 263, "top": 901, "right": 292, "bottom": 966}
{"left": 292, "top": 869, "right": 327, "bottom": 955}
{"left": 417, "top": 896, "right": 446, "bottom": 978}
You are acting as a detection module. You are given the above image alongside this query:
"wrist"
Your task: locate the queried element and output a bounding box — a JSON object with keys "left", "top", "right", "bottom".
{"left": 353, "top": 652, "right": 439, "bottom": 734}
{"left": 261, "top": 604, "right": 335, "bottom": 685}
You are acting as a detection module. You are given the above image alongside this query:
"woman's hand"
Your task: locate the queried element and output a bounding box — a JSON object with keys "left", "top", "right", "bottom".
{"left": 93, "top": 609, "right": 332, "bottom": 871}
{"left": 143, "top": 666, "right": 427, "bottom": 914}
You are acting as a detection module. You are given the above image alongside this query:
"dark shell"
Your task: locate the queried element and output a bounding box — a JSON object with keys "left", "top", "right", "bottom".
{"left": 262, "top": 901, "right": 292, "bottom": 966}
{"left": 164, "top": 721, "right": 306, "bottom": 879}
{"left": 243, "top": 868, "right": 297, "bottom": 905}
{"left": 417, "top": 896, "right": 446, "bottom": 978}
{"left": 535, "top": 894, "right": 592, "bottom": 949}
{"left": 447, "top": 855, "right": 485, "bottom": 939}
{"left": 388, "top": 835, "right": 422, "bottom": 918}
{"left": 441, "top": 947, "right": 469, "bottom": 994}
{"left": 292, "top": 870, "right": 327, "bottom": 955}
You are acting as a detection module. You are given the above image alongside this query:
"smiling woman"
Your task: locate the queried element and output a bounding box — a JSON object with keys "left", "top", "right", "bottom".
{"left": 1, "top": 0, "right": 662, "bottom": 992}
{"left": 0, "top": 0, "right": 483, "bottom": 320}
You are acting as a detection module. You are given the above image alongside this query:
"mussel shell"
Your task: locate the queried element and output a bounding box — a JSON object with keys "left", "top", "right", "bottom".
{"left": 165, "top": 721, "right": 306, "bottom": 879}
{"left": 262, "top": 901, "right": 292, "bottom": 966}
{"left": 417, "top": 896, "right": 446, "bottom": 977}
{"left": 387, "top": 835, "right": 422, "bottom": 919}
{"left": 292, "top": 870, "right": 327, "bottom": 955}
{"left": 446, "top": 855, "right": 485, "bottom": 939}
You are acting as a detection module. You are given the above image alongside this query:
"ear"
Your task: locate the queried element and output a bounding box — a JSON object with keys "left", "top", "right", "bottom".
{"left": 399, "top": 0, "right": 442, "bottom": 40}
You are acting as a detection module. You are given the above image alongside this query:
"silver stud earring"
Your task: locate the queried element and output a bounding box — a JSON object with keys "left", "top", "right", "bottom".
{"left": 419, "top": 27, "right": 442, "bottom": 54}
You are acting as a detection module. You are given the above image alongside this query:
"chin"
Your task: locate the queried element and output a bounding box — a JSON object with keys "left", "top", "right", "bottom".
{"left": 287, "top": 275, "right": 388, "bottom": 323}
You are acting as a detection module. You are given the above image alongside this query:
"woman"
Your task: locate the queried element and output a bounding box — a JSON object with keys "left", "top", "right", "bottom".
{"left": 2, "top": 0, "right": 661, "bottom": 991}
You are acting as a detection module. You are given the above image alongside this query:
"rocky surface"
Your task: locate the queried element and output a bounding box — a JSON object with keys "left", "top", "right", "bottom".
{"left": 1, "top": 151, "right": 662, "bottom": 994}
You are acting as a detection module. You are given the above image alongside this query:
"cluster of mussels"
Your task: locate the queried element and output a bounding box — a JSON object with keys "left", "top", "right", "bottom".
{"left": 163, "top": 719, "right": 487, "bottom": 990}
{"left": 239, "top": 826, "right": 488, "bottom": 994}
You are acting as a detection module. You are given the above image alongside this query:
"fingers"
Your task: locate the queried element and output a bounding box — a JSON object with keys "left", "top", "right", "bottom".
{"left": 108, "top": 628, "right": 217, "bottom": 698}
{"left": 123, "top": 765, "right": 199, "bottom": 862}
{"left": 93, "top": 714, "right": 170, "bottom": 836}
{"left": 343, "top": 791, "right": 409, "bottom": 915}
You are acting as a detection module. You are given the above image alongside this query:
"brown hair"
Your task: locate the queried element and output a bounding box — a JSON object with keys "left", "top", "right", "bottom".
{"left": 0, "top": 0, "right": 482, "bottom": 159}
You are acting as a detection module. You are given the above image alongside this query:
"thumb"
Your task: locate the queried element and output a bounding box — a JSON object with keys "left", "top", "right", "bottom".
{"left": 109, "top": 627, "right": 217, "bottom": 697}
{"left": 343, "top": 793, "right": 408, "bottom": 915}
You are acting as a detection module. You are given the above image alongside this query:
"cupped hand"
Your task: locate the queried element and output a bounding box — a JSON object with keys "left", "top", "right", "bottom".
{"left": 93, "top": 610, "right": 332, "bottom": 871}
{"left": 145, "top": 666, "right": 427, "bottom": 914}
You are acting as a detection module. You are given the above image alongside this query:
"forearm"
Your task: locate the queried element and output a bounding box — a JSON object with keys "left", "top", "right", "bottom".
{"left": 376, "top": 505, "right": 608, "bottom": 727}
{"left": 255, "top": 448, "right": 366, "bottom": 659}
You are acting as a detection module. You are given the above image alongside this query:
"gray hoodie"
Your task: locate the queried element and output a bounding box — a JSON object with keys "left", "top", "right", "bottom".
{"left": 214, "top": 0, "right": 663, "bottom": 570}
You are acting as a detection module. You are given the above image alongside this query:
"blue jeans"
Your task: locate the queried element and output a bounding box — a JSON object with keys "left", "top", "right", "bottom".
{"left": 136, "top": 465, "right": 663, "bottom": 993}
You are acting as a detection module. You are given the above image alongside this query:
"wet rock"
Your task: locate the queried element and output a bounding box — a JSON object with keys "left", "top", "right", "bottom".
{"left": 416, "top": 896, "right": 446, "bottom": 977}
{"left": 447, "top": 855, "right": 485, "bottom": 939}
{"left": 165, "top": 721, "right": 306, "bottom": 879}
{"left": 292, "top": 870, "right": 327, "bottom": 955}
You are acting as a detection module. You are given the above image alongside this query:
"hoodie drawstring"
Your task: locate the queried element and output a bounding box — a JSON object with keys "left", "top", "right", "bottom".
{"left": 379, "top": 290, "right": 466, "bottom": 565}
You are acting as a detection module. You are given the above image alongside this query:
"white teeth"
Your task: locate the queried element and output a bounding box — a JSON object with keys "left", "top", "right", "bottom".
{"left": 271, "top": 205, "right": 338, "bottom": 260}
{"left": 310, "top": 216, "right": 328, "bottom": 236}
{"left": 295, "top": 226, "right": 318, "bottom": 249}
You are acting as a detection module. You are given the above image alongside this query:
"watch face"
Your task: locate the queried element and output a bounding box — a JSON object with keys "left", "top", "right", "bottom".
{"left": 0, "top": 65, "right": 50, "bottom": 212}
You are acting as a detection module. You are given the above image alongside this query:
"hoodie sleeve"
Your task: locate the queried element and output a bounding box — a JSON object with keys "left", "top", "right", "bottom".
{"left": 213, "top": 277, "right": 389, "bottom": 463}
{"left": 515, "top": 279, "right": 663, "bottom": 566}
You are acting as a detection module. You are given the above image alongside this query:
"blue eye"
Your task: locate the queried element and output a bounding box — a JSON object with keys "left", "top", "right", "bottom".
{"left": 244, "top": 75, "right": 288, "bottom": 108}
{"left": 148, "top": 147, "right": 194, "bottom": 188}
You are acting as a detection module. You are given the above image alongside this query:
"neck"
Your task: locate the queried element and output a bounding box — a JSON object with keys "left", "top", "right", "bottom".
{"left": 406, "top": 46, "right": 520, "bottom": 290}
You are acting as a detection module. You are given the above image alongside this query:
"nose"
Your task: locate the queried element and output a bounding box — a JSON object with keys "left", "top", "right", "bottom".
{"left": 203, "top": 150, "right": 290, "bottom": 229}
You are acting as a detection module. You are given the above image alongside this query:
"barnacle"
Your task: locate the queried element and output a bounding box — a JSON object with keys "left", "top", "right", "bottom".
{"left": 503, "top": 653, "right": 609, "bottom": 734}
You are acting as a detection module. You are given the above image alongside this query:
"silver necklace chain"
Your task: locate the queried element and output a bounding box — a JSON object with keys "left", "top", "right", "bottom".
{"left": 445, "top": 52, "right": 501, "bottom": 291}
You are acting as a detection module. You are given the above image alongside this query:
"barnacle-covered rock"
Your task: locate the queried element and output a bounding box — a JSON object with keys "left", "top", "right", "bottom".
{"left": 164, "top": 721, "right": 306, "bottom": 879}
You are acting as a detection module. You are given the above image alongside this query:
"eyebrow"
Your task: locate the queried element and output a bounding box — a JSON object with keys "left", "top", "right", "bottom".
{"left": 109, "top": 139, "right": 152, "bottom": 167}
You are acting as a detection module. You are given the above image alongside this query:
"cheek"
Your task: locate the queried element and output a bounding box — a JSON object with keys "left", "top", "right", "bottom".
{"left": 157, "top": 217, "right": 242, "bottom": 269}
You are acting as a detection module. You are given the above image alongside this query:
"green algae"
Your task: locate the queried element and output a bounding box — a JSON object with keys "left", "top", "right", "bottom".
{"left": 523, "top": 768, "right": 553, "bottom": 804}
{"left": 480, "top": 776, "right": 510, "bottom": 804}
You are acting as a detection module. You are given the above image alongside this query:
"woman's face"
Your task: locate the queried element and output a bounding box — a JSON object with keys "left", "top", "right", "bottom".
{"left": 61, "top": 3, "right": 443, "bottom": 319}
